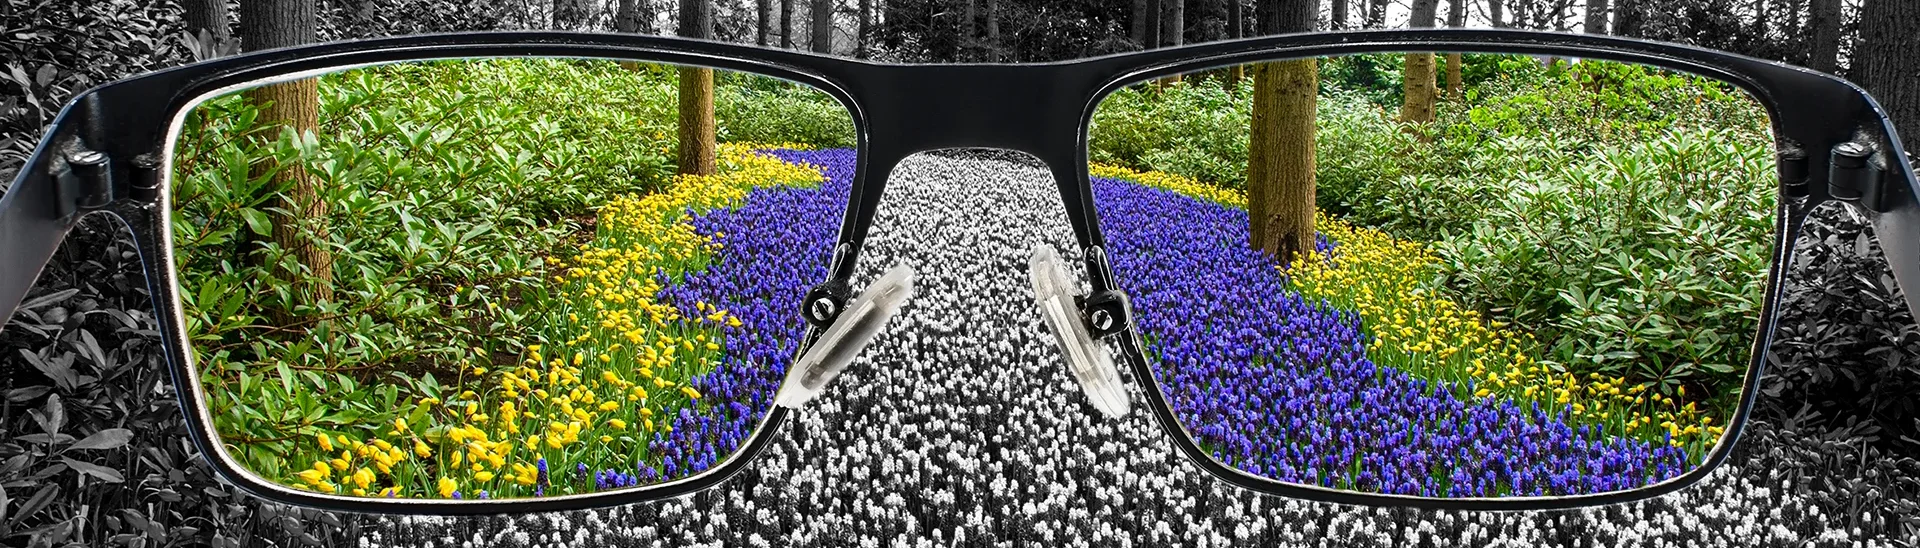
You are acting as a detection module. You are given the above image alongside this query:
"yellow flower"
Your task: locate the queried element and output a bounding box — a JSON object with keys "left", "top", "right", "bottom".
{"left": 352, "top": 467, "right": 375, "bottom": 489}
{"left": 415, "top": 441, "right": 432, "bottom": 459}
{"left": 609, "top": 419, "right": 627, "bottom": 430}
{"left": 513, "top": 463, "right": 538, "bottom": 485}
{"left": 437, "top": 477, "right": 458, "bottom": 498}
{"left": 475, "top": 471, "right": 496, "bottom": 482}
{"left": 316, "top": 432, "right": 334, "bottom": 452}
{"left": 681, "top": 386, "right": 701, "bottom": 400}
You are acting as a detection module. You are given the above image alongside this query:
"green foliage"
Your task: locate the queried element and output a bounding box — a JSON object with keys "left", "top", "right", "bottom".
{"left": 1090, "top": 55, "right": 1780, "bottom": 401}
{"left": 716, "top": 77, "right": 858, "bottom": 148}
{"left": 1432, "top": 128, "right": 1776, "bottom": 398}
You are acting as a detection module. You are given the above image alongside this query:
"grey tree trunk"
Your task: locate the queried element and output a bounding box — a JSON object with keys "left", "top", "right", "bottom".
{"left": 1330, "top": 0, "right": 1346, "bottom": 29}
{"left": 183, "top": 0, "right": 230, "bottom": 56}
{"left": 1489, "top": 0, "right": 1504, "bottom": 28}
{"left": 858, "top": 0, "right": 872, "bottom": 57}
{"left": 811, "top": 0, "right": 832, "bottom": 53}
{"left": 1855, "top": 0, "right": 1919, "bottom": 158}
{"left": 757, "top": 0, "right": 771, "bottom": 46}
{"left": 985, "top": 0, "right": 999, "bottom": 61}
{"left": 781, "top": 0, "right": 795, "bottom": 48}
{"left": 1164, "top": 0, "right": 1185, "bottom": 48}
{"left": 1132, "top": 0, "right": 1150, "bottom": 49}
{"left": 963, "top": 0, "right": 977, "bottom": 61}
{"left": 239, "top": 0, "right": 331, "bottom": 316}
{"left": 1808, "top": 0, "right": 1843, "bottom": 74}
{"left": 1228, "top": 0, "right": 1245, "bottom": 90}
{"left": 1145, "top": 0, "right": 1161, "bottom": 50}
{"left": 1366, "top": 0, "right": 1387, "bottom": 28}
{"left": 1584, "top": 0, "right": 1608, "bottom": 34}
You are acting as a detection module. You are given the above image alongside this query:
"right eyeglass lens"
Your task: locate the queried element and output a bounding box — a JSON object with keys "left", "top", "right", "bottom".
{"left": 1088, "top": 53, "right": 1777, "bottom": 498}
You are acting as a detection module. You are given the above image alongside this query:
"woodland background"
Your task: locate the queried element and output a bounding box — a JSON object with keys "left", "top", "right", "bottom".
{"left": 0, "top": 0, "right": 1917, "bottom": 546}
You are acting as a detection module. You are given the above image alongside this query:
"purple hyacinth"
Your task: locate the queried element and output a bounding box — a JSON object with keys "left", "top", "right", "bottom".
{"left": 1091, "top": 175, "right": 1692, "bottom": 497}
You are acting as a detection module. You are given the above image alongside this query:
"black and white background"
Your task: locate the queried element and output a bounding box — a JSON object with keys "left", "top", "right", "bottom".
{"left": 1, "top": 1, "right": 1916, "bottom": 546}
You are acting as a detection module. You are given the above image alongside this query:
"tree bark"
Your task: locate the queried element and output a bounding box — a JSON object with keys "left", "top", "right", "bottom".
{"left": 239, "top": 0, "right": 331, "bottom": 314}
{"left": 1132, "top": 0, "right": 1150, "bottom": 49}
{"left": 1401, "top": 0, "right": 1439, "bottom": 128}
{"left": 1247, "top": 0, "right": 1318, "bottom": 264}
{"left": 963, "top": 0, "right": 977, "bottom": 61}
{"left": 985, "top": 0, "right": 999, "bottom": 61}
{"left": 1488, "top": 0, "right": 1504, "bottom": 28}
{"left": 1366, "top": 0, "right": 1387, "bottom": 28}
{"left": 1159, "top": 0, "right": 1185, "bottom": 84}
{"left": 1808, "top": 0, "right": 1843, "bottom": 74}
{"left": 679, "top": 0, "right": 717, "bottom": 176}
{"left": 858, "top": 0, "right": 872, "bottom": 57}
{"left": 1227, "top": 0, "right": 1245, "bottom": 91}
{"left": 757, "top": 0, "right": 772, "bottom": 46}
{"left": 1145, "top": 0, "right": 1162, "bottom": 50}
{"left": 1446, "top": 0, "right": 1464, "bottom": 99}
{"left": 617, "top": 0, "right": 644, "bottom": 70}
{"left": 1855, "top": 0, "right": 1919, "bottom": 158}
{"left": 1584, "top": 0, "right": 1608, "bottom": 34}
{"left": 183, "top": 0, "right": 230, "bottom": 56}
{"left": 781, "top": 0, "right": 794, "bottom": 48}
{"left": 811, "top": 0, "right": 833, "bottom": 53}
{"left": 1330, "top": 0, "right": 1346, "bottom": 29}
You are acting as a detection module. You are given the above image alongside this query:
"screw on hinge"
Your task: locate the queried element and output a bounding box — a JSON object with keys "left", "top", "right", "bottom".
{"left": 54, "top": 148, "right": 112, "bottom": 217}
{"left": 1831, "top": 141, "right": 1888, "bottom": 212}
{"left": 131, "top": 153, "right": 160, "bottom": 201}
{"left": 809, "top": 297, "right": 838, "bottom": 321}
{"left": 1778, "top": 146, "right": 1809, "bottom": 198}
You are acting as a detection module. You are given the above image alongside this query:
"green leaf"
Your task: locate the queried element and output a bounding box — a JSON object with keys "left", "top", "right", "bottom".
{"left": 277, "top": 362, "right": 294, "bottom": 395}
{"left": 240, "top": 208, "right": 272, "bottom": 236}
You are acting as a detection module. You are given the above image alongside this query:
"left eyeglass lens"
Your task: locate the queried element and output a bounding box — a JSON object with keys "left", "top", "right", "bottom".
{"left": 167, "top": 58, "right": 856, "bottom": 499}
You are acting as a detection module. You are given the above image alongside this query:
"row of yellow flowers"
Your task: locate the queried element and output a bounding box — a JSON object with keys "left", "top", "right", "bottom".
{"left": 1090, "top": 162, "right": 1725, "bottom": 456}
{"left": 288, "top": 143, "right": 825, "bottom": 498}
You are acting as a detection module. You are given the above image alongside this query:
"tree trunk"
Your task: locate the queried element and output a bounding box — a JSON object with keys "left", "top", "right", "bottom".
{"left": 239, "top": 0, "right": 331, "bottom": 316}
{"left": 1855, "top": 0, "right": 1919, "bottom": 158}
{"left": 985, "top": 0, "right": 999, "bottom": 62}
{"left": 963, "top": 0, "right": 977, "bottom": 61}
{"left": 1584, "top": 0, "right": 1608, "bottom": 33}
{"left": 1247, "top": 0, "right": 1318, "bottom": 264}
{"left": 1159, "top": 0, "right": 1185, "bottom": 85}
{"left": 617, "top": 0, "right": 644, "bottom": 70}
{"left": 1366, "top": 0, "right": 1386, "bottom": 28}
{"left": 781, "top": 0, "right": 794, "bottom": 48}
{"left": 1488, "top": 0, "right": 1504, "bottom": 28}
{"left": 1227, "top": 0, "right": 1245, "bottom": 91}
{"left": 1145, "top": 0, "right": 1161, "bottom": 50}
{"left": 1401, "top": 0, "right": 1439, "bottom": 128}
{"left": 858, "top": 0, "right": 872, "bottom": 57}
{"left": 811, "top": 0, "right": 832, "bottom": 53}
{"left": 183, "top": 0, "right": 230, "bottom": 56}
{"left": 679, "top": 0, "right": 717, "bottom": 176}
{"left": 1132, "top": 0, "right": 1150, "bottom": 49}
{"left": 1446, "top": 0, "right": 1464, "bottom": 99}
{"left": 1330, "top": 0, "right": 1346, "bottom": 29}
{"left": 1808, "top": 0, "right": 1842, "bottom": 74}
{"left": 757, "top": 0, "right": 771, "bottom": 46}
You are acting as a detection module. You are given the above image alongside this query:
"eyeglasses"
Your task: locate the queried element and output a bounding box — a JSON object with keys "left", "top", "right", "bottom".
{"left": 2, "top": 28, "right": 1914, "bottom": 515}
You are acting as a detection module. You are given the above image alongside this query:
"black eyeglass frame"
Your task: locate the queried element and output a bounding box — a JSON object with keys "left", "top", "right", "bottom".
{"left": 0, "top": 27, "right": 1914, "bottom": 515}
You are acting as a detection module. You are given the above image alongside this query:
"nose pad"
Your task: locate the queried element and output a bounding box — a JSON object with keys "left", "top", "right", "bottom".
{"left": 1028, "top": 244, "right": 1131, "bottom": 419}
{"left": 774, "top": 263, "right": 916, "bottom": 409}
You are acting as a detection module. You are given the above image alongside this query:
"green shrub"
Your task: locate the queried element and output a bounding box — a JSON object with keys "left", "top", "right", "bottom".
{"left": 716, "top": 80, "right": 858, "bottom": 148}
{"left": 1432, "top": 127, "right": 1776, "bottom": 397}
